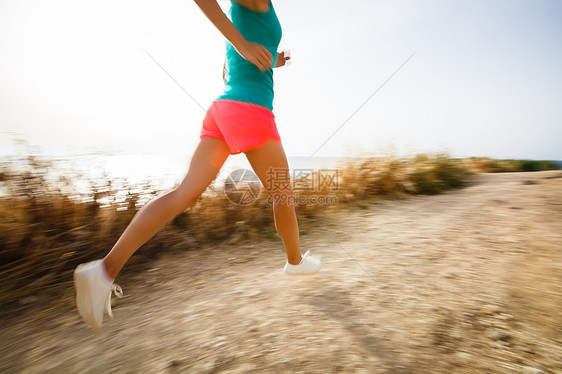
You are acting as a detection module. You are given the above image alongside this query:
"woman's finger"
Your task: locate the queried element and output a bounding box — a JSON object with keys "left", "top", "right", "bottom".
{"left": 263, "top": 48, "right": 273, "bottom": 62}
{"left": 257, "top": 55, "right": 269, "bottom": 71}
{"left": 257, "top": 51, "right": 268, "bottom": 68}
{"left": 255, "top": 57, "right": 266, "bottom": 72}
{"left": 260, "top": 47, "right": 273, "bottom": 65}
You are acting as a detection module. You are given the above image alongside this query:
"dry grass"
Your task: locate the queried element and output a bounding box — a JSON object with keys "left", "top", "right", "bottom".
{"left": 1, "top": 152, "right": 555, "bottom": 307}
{"left": 335, "top": 153, "right": 470, "bottom": 200}
{"left": 461, "top": 157, "right": 559, "bottom": 174}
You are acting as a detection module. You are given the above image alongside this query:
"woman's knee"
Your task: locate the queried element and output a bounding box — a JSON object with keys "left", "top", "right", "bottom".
{"left": 170, "top": 187, "right": 200, "bottom": 212}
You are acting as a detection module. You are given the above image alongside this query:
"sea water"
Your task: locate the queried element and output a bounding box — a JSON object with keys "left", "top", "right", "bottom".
{"left": 0, "top": 145, "right": 346, "bottom": 202}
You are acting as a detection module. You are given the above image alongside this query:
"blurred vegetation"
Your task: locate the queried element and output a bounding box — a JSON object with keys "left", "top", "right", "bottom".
{"left": 334, "top": 153, "right": 469, "bottom": 198}
{"left": 0, "top": 153, "right": 557, "bottom": 307}
{"left": 460, "top": 157, "right": 559, "bottom": 174}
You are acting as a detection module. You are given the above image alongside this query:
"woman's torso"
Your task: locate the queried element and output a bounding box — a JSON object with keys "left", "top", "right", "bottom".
{"left": 215, "top": 0, "right": 282, "bottom": 112}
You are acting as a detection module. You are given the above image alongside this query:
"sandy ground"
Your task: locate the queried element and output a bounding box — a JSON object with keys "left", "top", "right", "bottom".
{"left": 1, "top": 170, "right": 561, "bottom": 374}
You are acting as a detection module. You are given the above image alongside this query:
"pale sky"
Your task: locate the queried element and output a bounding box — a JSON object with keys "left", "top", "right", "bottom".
{"left": 1, "top": 0, "right": 561, "bottom": 161}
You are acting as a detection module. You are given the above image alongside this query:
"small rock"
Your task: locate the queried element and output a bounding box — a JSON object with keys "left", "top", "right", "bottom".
{"left": 227, "top": 363, "right": 257, "bottom": 373}
{"left": 330, "top": 344, "right": 340, "bottom": 352}
{"left": 258, "top": 321, "right": 272, "bottom": 329}
{"left": 522, "top": 367, "right": 544, "bottom": 374}
{"left": 19, "top": 296, "right": 39, "bottom": 305}
{"left": 455, "top": 351, "right": 471, "bottom": 361}
{"left": 491, "top": 320, "right": 509, "bottom": 329}
{"left": 517, "top": 345, "right": 535, "bottom": 354}
{"left": 200, "top": 359, "right": 216, "bottom": 374}
{"left": 496, "top": 313, "right": 513, "bottom": 320}
{"left": 169, "top": 359, "right": 183, "bottom": 367}
{"left": 480, "top": 305, "right": 500, "bottom": 314}
{"left": 355, "top": 368, "right": 371, "bottom": 374}
{"left": 485, "top": 327, "right": 510, "bottom": 341}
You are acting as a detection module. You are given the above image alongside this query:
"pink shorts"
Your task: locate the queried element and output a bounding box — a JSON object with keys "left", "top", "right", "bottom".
{"left": 200, "top": 99, "right": 282, "bottom": 155}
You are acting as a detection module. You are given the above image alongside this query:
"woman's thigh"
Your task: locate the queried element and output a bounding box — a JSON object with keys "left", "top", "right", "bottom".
{"left": 175, "top": 138, "right": 231, "bottom": 200}
{"left": 244, "top": 139, "right": 291, "bottom": 195}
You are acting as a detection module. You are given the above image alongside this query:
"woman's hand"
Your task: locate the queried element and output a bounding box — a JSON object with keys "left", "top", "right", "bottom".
{"left": 236, "top": 40, "right": 273, "bottom": 72}
{"left": 274, "top": 50, "right": 291, "bottom": 68}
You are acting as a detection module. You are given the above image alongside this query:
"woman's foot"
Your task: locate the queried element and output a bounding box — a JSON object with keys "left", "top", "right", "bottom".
{"left": 283, "top": 250, "right": 322, "bottom": 274}
{"left": 73, "top": 259, "right": 123, "bottom": 331}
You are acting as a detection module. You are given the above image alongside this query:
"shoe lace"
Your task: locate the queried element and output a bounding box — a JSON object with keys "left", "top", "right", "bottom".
{"left": 106, "top": 284, "right": 123, "bottom": 318}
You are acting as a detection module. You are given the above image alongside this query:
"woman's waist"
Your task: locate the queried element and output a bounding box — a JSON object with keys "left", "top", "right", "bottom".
{"left": 224, "top": 71, "right": 273, "bottom": 92}
{"left": 217, "top": 89, "right": 274, "bottom": 111}
{"left": 220, "top": 84, "right": 274, "bottom": 99}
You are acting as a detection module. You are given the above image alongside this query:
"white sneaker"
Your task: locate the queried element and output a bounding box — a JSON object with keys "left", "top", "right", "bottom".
{"left": 74, "top": 259, "right": 123, "bottom": 331}
{"left": 283, "top": 250, "right": 322, "bottom": 275}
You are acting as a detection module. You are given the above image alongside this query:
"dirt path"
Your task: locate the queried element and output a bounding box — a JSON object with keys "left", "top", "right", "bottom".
{"left": 2, "top": 171, "right": 562, "bottom": 374}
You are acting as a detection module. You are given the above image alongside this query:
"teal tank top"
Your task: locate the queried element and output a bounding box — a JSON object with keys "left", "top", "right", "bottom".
{"left": 215, "top": 0, "right": 282, "bottom": 112}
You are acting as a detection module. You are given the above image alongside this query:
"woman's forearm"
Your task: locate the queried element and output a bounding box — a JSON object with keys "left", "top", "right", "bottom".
{"left": 194, "top": 0, "right": 273, "bottom": 72}
{"left": 193, "top": 0, "right": 246, "bottom": 50}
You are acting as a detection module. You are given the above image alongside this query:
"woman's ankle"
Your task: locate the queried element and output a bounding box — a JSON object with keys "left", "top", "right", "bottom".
{"left": 102, "top": 258, "right": 118, "bottom": 280}
{"left": 287, "top": 253, "right": 302, "bottom": 265}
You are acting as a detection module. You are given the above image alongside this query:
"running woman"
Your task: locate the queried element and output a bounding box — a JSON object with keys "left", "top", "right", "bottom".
{"left": 74, "top": 0, "right": 322, "bottom": 331}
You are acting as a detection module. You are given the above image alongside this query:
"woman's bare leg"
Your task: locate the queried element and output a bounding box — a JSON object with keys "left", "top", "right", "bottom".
{"left": 244, "top": 140, "right": 302, "bottom": 265}
{"left": 103, "top": 138, "right": 231, "bottom": 279}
